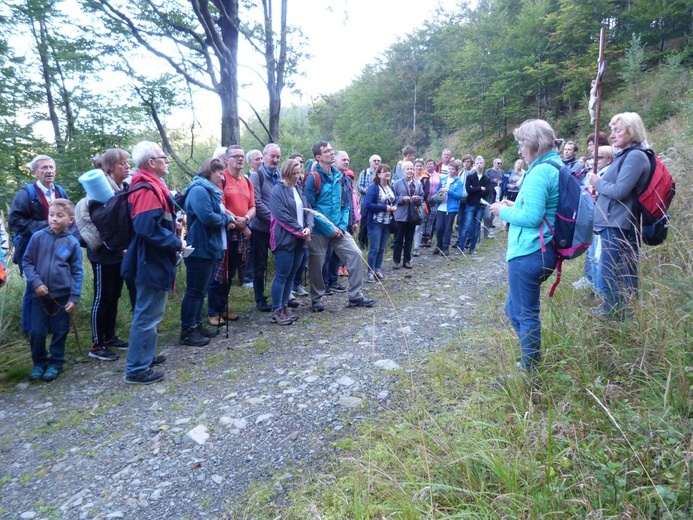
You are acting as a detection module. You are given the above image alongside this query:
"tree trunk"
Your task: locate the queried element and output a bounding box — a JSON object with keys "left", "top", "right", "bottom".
{"left": 217, "top": 0, "right": 240, "bottom": 145}
{"left": 34, "top": 18, "right": 63, "bottom": 150}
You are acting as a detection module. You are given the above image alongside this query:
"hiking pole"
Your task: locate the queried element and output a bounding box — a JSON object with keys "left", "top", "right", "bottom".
{"left": 69, "top": 313, "right": 83, "bottom": 355}
{"left": 222, "top": 240, "right": 229, "bottom": 340}
{"left": 590, "top": 26, "right": 607, "bottom": 177}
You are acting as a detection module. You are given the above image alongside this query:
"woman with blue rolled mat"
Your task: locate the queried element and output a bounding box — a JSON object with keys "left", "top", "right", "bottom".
{"left": 180, "top": 158, "right": 235, "bottom": 346}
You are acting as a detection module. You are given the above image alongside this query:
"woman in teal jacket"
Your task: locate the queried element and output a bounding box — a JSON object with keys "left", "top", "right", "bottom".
{"left": 490, "top": 119, "right": 560, "bottom": 371}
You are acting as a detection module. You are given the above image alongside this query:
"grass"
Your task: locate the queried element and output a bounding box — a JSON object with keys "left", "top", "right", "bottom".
{"left": 223, "top": 124, "right": 693, "bottom": 517}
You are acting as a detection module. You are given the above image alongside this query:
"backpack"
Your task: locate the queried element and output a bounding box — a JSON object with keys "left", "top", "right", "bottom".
{"left": 89, "top": 183, "right": 154, "bottom": 253}
{"left": 540, "top": 161, "right": 595, "bottom": 297}
{"left": 11, "top": 183, "right": 69, "bottom": 265}
{"left": 616, "top": 147, "right": 676, "bottom": 246}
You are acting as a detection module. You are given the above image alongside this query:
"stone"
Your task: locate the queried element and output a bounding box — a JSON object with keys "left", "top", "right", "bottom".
{"left": 105, "top": 513, "right": 124, "bottom": 519}
{"left": 256, "top": 413, "right": 273, "bottom": 425}
{"left": 397, "top": 326, "right": 412, "bottom": 334}
{"left": 373, "top": 359, "right": 400, "bottom": 371}
{"left": 377, "top": 390, "right": 390, "bottom": 400}
{"left": 336, "top": 375, "right": 355, "bottom": 386}
{"left": 337, "top": 396, "right": 363, "bottom": 408}
{"left": 186, "top": 425, "right": 209, "bottom": 445}
{"left": 20, "top": 513, "right": 37, "bottom": 520}
{"left": 211, "top": 474, "right": 223, "bottom": 484}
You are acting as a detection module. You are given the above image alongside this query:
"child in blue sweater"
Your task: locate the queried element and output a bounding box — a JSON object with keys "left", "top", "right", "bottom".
{"left": 23, "top": 199, "right": 82, "bottom": 382}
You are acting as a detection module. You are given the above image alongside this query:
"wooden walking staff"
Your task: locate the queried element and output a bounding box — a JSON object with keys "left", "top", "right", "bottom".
{"left": 589, "top": 26, "right": 607, "bottom": 177}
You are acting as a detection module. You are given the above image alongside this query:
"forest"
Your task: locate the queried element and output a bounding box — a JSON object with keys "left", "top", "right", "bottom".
{"left": 1, "top": 0, "right": 692, "bottom": 208}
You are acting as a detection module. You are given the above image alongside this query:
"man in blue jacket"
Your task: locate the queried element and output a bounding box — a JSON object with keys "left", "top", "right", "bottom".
{"left": 304, "top": 141, "right": 376, "bottom": 312}
{"left": 122, "top": 141, "right": 185, "bottom": 385}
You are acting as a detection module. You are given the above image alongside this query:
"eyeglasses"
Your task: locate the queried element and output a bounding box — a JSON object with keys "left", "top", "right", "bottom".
{"left": 151, "top": 156, "right": 168, "bottom": 161}
{"left": 597, "top": 156, "right": 606, "bottom": 159}
{"left": 226, "top": 154, "right": 244, "bottom": 159}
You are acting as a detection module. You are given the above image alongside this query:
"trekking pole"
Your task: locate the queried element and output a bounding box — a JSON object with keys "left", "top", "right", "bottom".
{"left": 222, "top": 241, "right": 229, "bottom": 340}
{"left": 590, "top": 26, "right": 607, "bottom": 177}
{"left": 69, "top": 313, "right": 83, "bottom": 355}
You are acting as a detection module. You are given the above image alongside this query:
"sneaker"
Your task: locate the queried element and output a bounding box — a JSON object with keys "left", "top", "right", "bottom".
{"left": 348, "top": 295, "right": 377, "bottom": 308}
{"left": 311, "top": 300, "right": 325, "bottom": 312}
{"left": 375, "top": 271, "right": 386, "bottom": 281}
{"left": 441, "top": 249, "right": 449, "bottom": 256}
{"left": 338, "top": 266, "right": 348, "bottom": 276}
{"left": 572, "top": 277, "right": 594, "bottom": 290}
{"left": 287, "top": 298, "right": 300, "bottom": 308}
{"left": 208, "top": 315, "right": 225, "bottom": 326}
{"left": 89, "top": 345, "right": 120, "bottom": 361}
{"left": 256, "top": 300, "right": 272, "bottom": 312}
{"left": 125, "top": 368, "right": 164, "bottom": 385}
{"left": 150, "top": 355, "right": 166, "bottom": 366}
{"left": 42, "top": 365, "right": 62, "bottom": 382}
{"left": 455, "top": 247, "right": 464, "bottom": 255}
{"left": 180, "top": 327, "right": 210, "bottom": 346}
{"left": 242, "top": 282, "right": 254, "bottom": 288}
{"left": 329, "top": 282, "right": 347, "bottom": 293}
{"left": 402, "top": 263, "right": 412, "bottom": 269}
{"left": 323, "top": 286, "right": 334, "bottom": 296}
{"left": 220, "top": 311, "right": 239, "bottom": 321}
{"left": 270, "top": 308, "right": 293, "bottom": 325}
{"left": 432, "top": 248, "right": 441, "bottom": 255}
{"left": 367, "top": 273, "right": 375, "bottom": 283}
{"left": 29, "top": 365, "right": 45, "bottom": 381}
{"left": 196, "top": 324, "right": 219, "bottom": 338}
{"left": 412, "top": 249, "right": 419, "bottom": 257}
{"left": 393, "top": 263, "right": 401, "bottom": 270}
{"left": 292, "top": 284, "right": 309, "bottom": 297}
{"left": 105, "top": 336, "right": 129, "bottom": 350}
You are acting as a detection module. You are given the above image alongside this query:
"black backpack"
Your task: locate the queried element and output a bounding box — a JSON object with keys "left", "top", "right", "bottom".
{"left": 89, "top": 183, "right": 154, "bottom": 252}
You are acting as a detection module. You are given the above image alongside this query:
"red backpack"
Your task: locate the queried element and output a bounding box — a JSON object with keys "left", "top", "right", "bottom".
{"left": 617, "top": 147, "right": 676, "bottom": 245}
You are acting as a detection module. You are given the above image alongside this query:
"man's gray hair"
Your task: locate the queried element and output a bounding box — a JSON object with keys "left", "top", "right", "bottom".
{"left": 335, "top": 150, "right": 349, "bottom": 161}
{"left": 131, "top": 141, "right": 161, "bottom": 168}
{"left": 246, "top": 149, "right": 261, "bottom": 163}
{"left": 28, "top": 155, "right": 55, "bottom": 172}
{"left": 263, "top": 143, "right": 280, "bottom": 155}
{"left": 369, "top": 154, "right": 381, "bottom": 163}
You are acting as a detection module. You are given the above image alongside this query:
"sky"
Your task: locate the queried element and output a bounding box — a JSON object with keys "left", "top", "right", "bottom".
{"left": 193, "top": 0, "right": 461, "bottom": 137}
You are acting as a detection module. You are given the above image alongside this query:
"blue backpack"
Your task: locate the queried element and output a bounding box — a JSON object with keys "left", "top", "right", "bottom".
{"left": 540, "top": 161, "right": 595, "bottom": 297}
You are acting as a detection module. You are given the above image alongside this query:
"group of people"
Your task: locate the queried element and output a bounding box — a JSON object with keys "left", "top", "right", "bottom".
{"left": 6, "top": 111, "right": 652, "bottom": 383}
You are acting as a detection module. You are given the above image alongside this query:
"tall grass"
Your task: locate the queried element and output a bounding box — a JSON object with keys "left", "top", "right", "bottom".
{"left": 229, "top": 120, "right": 692, "bottom": 518}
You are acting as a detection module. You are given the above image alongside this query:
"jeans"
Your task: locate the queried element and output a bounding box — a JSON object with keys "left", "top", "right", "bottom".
{"left": 90, "top": 261, "right": 125, "bottom": 345}
{"left": 393, "top": 220, "right": 417, "bottom": 264}
{"left": 271, "top": 247, "right": 304, "bottom": 311}
{"left": 422, "top": 207, "right": 437, "bottom": 242}
{"left": 252, "top": 230, "right": 271, "bottom": 304}
{"left": 434, "top": 211, "right": 456, "bottom": 251}
{"left": 126, "top": 282, "right": 168, "bottom": 377}
{"left": 505, "top": 246, "right": 557, "bottom": 370}
{"left": 181, "top": 257, "right": 215, "bottom": 331}
{"left": 597, "top": 227, "right": 639, "bottom": 318}
{"left": 293, "top": 246, "right": 309, "bottom": 287}
{"left": 30, "top": 294, "right": 70, "bottom": 369}
{"left": 459, "top": 205, "right": 485, "bottom": 253}
{"left": 322, "top": 246, "right": 340, "bottom": 286}
{"left": 367, "top": 222, "right": 390, "bottom": 272}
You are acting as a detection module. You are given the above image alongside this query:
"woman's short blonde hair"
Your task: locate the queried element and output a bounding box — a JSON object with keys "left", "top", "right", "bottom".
{"left": 609, "top": 112, "right": 647, "bottom": 145}
{"left": 280, "top": 158, "right": 301, "bottom": 180}
{"left": 513, "top": 119, "right": 559, "bottom": 162}
{"left": 597, "top": 146, "right": 614, "bottom": 163}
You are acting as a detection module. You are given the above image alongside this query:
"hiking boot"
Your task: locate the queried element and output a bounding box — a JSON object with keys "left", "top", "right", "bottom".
{"left": 287, "top": 298, "right": 300, "bottom": 308}
{"left": 284, "top": 307, "right": 299, "bottom": 322}
{"left": 89, "top": 345, "right": 120, "bottom": 361}
{"left": 150, "top": 354, "right": 166, "bottom": 366}
{"left": 256, "top": 300, "right": 272, "bottom": 312}
{"left": 180, "top": 327, "right": 210, "bottom": 346}
{"left": 104, "top": 336, "right": 129, "bottom": 350}
{"left": 208, "top": 315, "right": 225, "bottom": 326}
{"left": 196, "top": 324, "right": 219, "bottom": 338}
{"left": 29, "top": 365, "right": 45, "bottom": 381}
{"left": 367, "top": 273, "right": 375, "bottom": 283}
{"left": 42, "top": 365, "right": 62, "bottom": 382}
{"left": 348, "top": 295, "right": 377, "bottom": 308}
{"left": 220, "top": 311, "right": 239, "bottom": 321}
{"left": 329, "top": 282, "right": 347, "bottom": 293}
{"left": 375, "top": 271, "right": 386, "bottom": 281}
{"left": 125, "top": 368, "right": 164, "bottom": 385}
{"left": 292, "top": 284, "right": 309, "bottom": 297}
{"left": 311, "top": 300, "right": 325, "bottom": 312}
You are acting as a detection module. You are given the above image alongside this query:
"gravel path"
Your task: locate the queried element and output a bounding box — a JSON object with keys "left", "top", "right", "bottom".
{"left": 0, "top": 237, "right": 506, "bottom": 519}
